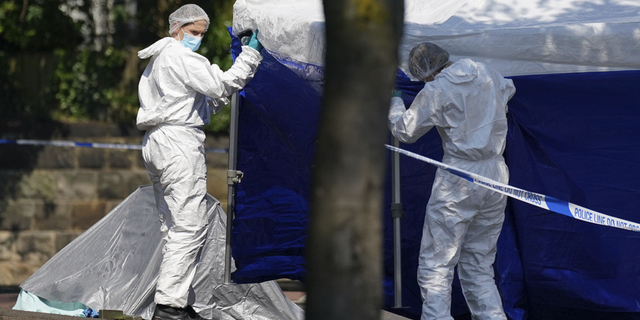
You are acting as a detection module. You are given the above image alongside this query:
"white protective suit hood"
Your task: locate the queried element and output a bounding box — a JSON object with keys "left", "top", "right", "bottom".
{"left": 138, "top": 37, "right": 175, "bottom": 59}
{"left": 440, "top": 59, "right": 478, "bottom": 84}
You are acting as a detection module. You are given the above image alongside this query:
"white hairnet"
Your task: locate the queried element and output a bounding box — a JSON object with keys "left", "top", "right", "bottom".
{"left": 168, "top": 4, "right": 210, "bottom": 36}
{"left": 408, "top": 42, "right": 450, "bottom": 80}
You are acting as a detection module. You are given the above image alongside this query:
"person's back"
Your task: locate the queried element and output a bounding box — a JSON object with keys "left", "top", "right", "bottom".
{"left": 389, "top": 58, "right": 514, "bottom": 163}
{"left": 388, "top": 42, "right": 515, "bottom": 320}
{"left": 430, "top": 58, "right": 512, "bottom": 161}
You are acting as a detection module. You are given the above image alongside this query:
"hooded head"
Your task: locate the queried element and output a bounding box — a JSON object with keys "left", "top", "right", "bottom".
{"left": 168, "top": 4, "right": 210, "bottom": 37}
{"left": 408, "top": 42, "right": 450, "bottom": 81}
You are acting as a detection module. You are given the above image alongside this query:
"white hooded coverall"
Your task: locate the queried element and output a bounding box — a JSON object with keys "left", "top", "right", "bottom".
{"left": 137, "top": 37, "right": 262, "bottom": 308}
{"left": 388, "top": 59, "right": 516, "bottom": 320}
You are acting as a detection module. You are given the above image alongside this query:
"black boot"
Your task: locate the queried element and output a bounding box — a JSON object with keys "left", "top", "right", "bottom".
{"left": 152, "top": 304, "right": 189, "bottom": 320}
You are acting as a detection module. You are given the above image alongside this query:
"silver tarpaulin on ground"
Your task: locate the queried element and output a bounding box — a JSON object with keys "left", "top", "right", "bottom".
{"left": 18, "top": 186, "right": 303, "bottom": 320}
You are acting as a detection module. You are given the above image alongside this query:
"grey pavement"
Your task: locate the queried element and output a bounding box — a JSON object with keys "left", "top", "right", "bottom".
{"left": 0, "top": 294, "right": 18, "bottom": 310}
{"left": 1, "top": 293, "right": 411, "bottom": 320}
{"left": 381, "top": 310, "right": 412, "bottom": 320}
{"left": 0, "top": 307, "right": 80, "bottom": 320}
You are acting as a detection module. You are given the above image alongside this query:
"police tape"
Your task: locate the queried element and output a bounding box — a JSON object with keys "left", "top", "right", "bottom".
{"left": 0, "top": 139, "right": 229, "bottom": 154}
{"left": 385, "top": 144, "right": 640, "bottom": 232}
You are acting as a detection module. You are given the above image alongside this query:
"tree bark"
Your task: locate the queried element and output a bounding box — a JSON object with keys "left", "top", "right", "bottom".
{"left": 306, "top": 1, "right": 404, "bottom": 319}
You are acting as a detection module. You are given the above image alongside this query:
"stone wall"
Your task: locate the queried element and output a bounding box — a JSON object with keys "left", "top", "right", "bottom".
{"left": 0, "top": 122, "right": 229, "bottom": 286}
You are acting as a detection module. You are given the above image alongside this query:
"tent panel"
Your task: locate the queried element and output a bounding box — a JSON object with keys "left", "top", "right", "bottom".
{"left": 230, "top": 33, "right": 321, "bottom": 282}
{"left": 233, "top": 0, "right": 640, "bottom": 77}
{"left": 231, "top": 30, "right": 640, "bottom": 318}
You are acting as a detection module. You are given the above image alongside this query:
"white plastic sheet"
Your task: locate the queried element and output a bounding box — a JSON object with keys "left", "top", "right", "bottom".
{"left": 19, "top": 186, "right": 303, "bottom": 320}
{"left": 233, "top": 0, "right": 640, "bottom": 77}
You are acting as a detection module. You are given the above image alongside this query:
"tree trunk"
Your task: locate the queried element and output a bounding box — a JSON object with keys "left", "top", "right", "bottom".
{"left": 306, "top": 1, "right": 404, "bottom": 319}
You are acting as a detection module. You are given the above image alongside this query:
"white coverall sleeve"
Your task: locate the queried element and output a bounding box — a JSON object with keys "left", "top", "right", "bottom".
{"left": 176, "top": 46, "right": 262, "bottom": 100}
{"left": 388, "top": 87, "right": 447, "bottom": 144}
{"left": 206, "top": 96, "right": 230, "bottom": 114}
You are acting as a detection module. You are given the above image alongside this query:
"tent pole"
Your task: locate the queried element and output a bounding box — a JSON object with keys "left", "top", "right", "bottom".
{"left": 225, "top": 92, "right": 242, "bottom": 284}
{"left": 391, "top": 137, "right": 405, "bottom": 308}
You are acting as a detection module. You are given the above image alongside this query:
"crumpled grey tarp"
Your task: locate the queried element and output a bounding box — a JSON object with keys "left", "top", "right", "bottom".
{"left": 20, "top": 186, "right": 304, "bottom": 320}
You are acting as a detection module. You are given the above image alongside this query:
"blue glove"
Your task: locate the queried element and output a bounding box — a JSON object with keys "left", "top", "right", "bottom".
{"left": 392, "top": 90, "right": 403, "bottom": 98}
{"left": 248, "top": 30, "right": 263, "bottom": 52}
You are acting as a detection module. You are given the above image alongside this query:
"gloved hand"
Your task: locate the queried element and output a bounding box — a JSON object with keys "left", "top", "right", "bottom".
{"left": 248, "top": 30, "right": 263, "bottom": 52}
{"left": 392, "top": 90, "right": 403, "bottom": 98}
{"left": 240, "top": 33, "right": 252, "bottom": 46}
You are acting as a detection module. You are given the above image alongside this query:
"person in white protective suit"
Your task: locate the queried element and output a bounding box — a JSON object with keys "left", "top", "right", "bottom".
{"left": 388, "top": 43, "right": 516, "bottom": 320}
{"left": 136, "top": 4, "right": 263, "bottom": 320}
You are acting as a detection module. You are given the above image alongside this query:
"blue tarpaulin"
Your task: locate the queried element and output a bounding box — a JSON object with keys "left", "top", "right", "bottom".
{"left": 227, "top": 28, "right": 640, "bottom": 320}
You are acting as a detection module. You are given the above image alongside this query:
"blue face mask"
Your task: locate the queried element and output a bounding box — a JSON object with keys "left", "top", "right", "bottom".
{"left": 180, "top": 29, "right": 203, "bottom": 52}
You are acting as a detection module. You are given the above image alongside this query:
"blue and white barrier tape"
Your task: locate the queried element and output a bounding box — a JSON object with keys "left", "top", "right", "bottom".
{"left": 0, "top": 139, "right": 229, "bottom": 154}
{"left": 386, "top": 144, "right": 640, "bottom": 232}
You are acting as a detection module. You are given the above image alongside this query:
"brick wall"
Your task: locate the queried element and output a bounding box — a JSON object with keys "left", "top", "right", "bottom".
{"left": 0, "top": 122, "right": 229, "bottom": 286}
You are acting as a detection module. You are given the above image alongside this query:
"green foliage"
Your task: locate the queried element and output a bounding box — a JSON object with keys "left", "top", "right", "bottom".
{"left": 199, "top": 1, "right": 234, "bottom": 70}
{"left": 0, "top": 0, "right": 82, "bottom": 52}
{"left": 205, "top": 105, "right": 232, "bottom": 133}
{"left": 0, "top": 51, "right": 23, "bottom": 120}
{"left": 199, "top": 0, "right": 234, "bottom": 133}
{"left": 0, "top": 0, "right": 237, "bottom": 133}
{"left": 54, "top": 46, "right": 137, "bottom": 122}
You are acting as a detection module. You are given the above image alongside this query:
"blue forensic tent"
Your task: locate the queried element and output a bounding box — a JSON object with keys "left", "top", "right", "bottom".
{"left": 229, "top": 1, "right": 640, "bottom": 319}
